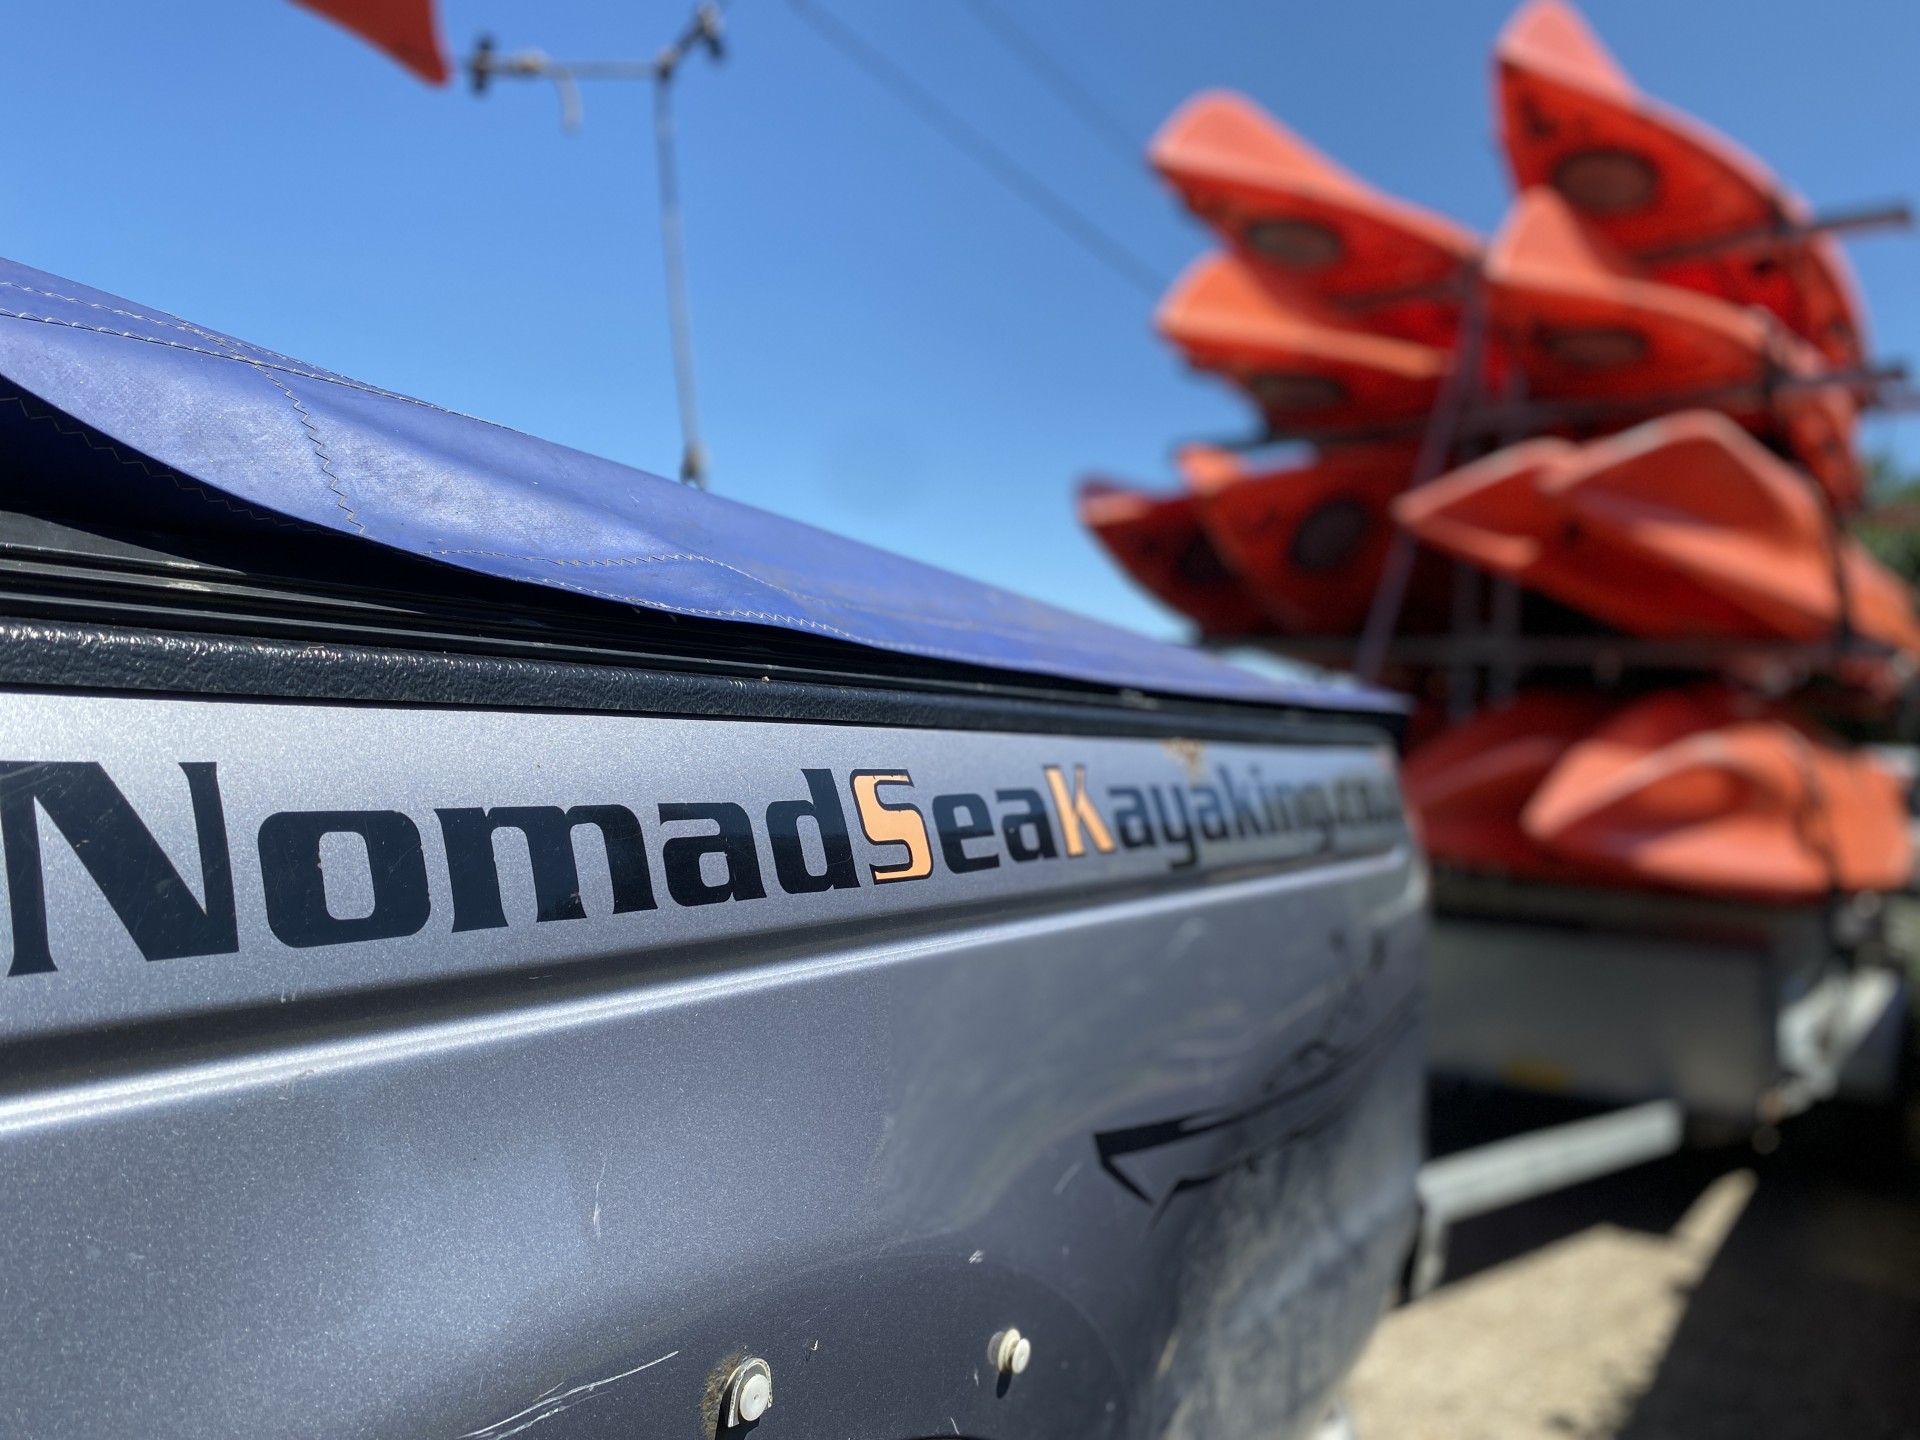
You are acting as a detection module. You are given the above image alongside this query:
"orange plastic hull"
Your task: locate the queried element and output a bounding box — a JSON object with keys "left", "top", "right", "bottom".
{"left": 1524, "top": 686, "right": 1913, "bottom": 901}
{"left": 1182, "top": 443, "right": 1444, "bottom": 634}
{"left": 1496, "top": 0, "right": 1865, "bottom": 367}
{"left": 1485, "top": 187, "right": 1860, "bottom": 503}
{"left": 1540, "top": 413, "right": 1920, "bottom": 656}
{"left": 1151, "top": 91, "right": 1479, "bottom": 347}
{"left": 1393, "top": 432, "right": 1779, "bottom": 641}
{"left": 1158, "top": 252, "right": 1452, "bottom": 434}
{"left": 1077, "top": 481, "right": 1269, "bottom": 637}
{"left": 292, "top": 0, "right": 448, "bottom": 83}
{"left": 1396, "top": 412, "right": 1920, "bottom": 656}
{"left": 1488, "top": 187, "right": 1771, "bottom": 401}
{"left": 1405, "top": 689, "right": 1624, "bottom": 881}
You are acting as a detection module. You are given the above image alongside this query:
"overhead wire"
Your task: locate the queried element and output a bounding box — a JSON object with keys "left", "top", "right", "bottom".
{"left": 955, "top": 0, "right": 1140, "bottom": 164}
{"left": 784, "top": 0, "right": 1164, "bottom": 297}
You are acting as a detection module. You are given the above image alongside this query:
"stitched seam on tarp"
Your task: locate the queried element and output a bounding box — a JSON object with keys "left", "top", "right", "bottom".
{"left": 0, "top": 281, "right": 405, "bottom": 396}
{"left": 0, "top": 309, "right": 475, "bottom": 417}
{"left": 0, "top": 314, "right": 1066, "bottom": 649}
{"left": 0, "top": 299, "right": 1255, "bottom": 690}
{"left": 5, "top": 297, "right": 376, "bottom": 537}
{"left": 247, "top": 370, "right": 364, "bottom": 534}
{"left": 433, "top": 547, "right": 1046, "bottom": 639}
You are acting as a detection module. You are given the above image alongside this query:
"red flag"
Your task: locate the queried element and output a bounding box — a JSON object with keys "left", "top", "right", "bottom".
{"left": 292, "top": 0, "right": 449, "bottom": 85}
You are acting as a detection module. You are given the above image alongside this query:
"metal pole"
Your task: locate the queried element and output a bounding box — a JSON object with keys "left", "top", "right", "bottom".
{"left": 1638, "top": 202, "right": 1913, "bottom": 265}
{"left": 1352, "top": 272, "right": 1487, "bottom": 683}
{"left": 467, "top": 5, "right": 724, "bottom": 488}
{"left": 1446, "top": 561, "right": 1480, "bottom": 723}
{"left": 654, "top": 74, "right": 707, "bottom": 488}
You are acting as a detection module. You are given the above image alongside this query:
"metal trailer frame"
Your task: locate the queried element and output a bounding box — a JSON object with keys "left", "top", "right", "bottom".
{"left": 1400, "top": 874, "right": 1909, "bottom": 1297}
{"left": 1423, "top": 871, "right": 1908, "bottom": 1124}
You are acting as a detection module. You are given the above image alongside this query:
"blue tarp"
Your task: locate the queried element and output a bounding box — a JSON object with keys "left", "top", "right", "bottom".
{"left": 0, "top": 256, "right": 1395, "bottom": 711}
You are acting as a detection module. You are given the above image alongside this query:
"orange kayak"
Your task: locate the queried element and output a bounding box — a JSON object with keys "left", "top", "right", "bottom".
{"left": 1404, "top": 689, "right": 1624, "bottom": 881}
{"left": 1150, "top": 91, "right": 1479, "bottom": 348}
{"left": 298, "top": 0, "right": 449, "bottom": 83}
{"left": 1396, "top": 411, "right": 1920, "bottom": 656}
{"left": 1524, "top": 685, "right": 1913, "bottom": 901}
{"left": 1485, "top": 187, "right": 1860, "bottom": 504}
{"left": 1181, "top": 442, "right": 1445, "bottom": 634}
{"left": 1077, "top": 480, "right": 1269, "bottom": 637}
{"left": 1158, "top": 251, "right": 1452, "bottom": 435}
{"left": 1496, "top": 0, "right": 1866, "bottom": 369}
{"left": 1392, "top": 433, "right": 1776, "bottom": 640}
{"left": 1542, "top": 413, "right": 1920, "bottom": 656}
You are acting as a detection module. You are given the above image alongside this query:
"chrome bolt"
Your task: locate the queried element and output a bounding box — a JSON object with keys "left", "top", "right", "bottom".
{"left": 988, "top": 1327, "right": 1032, "bottom": 1376}
{"left": 723, "top": 1357, "right": 773, "bottom": 1427}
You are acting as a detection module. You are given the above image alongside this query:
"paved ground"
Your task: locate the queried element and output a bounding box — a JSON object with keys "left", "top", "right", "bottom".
{"left": 1345, "top": 1089, "right": 1920, "bottom": 1440}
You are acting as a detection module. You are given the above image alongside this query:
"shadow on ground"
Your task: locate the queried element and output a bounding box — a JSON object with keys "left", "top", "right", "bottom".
{"left": 1614, "top": 1097, "right": 1920, "bottom": 1440}
{"left": 1414, "top": 1080, "right": 1920, "bottom": 1439}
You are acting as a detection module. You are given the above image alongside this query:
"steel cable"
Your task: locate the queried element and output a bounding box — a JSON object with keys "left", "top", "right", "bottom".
{"left": 956, "top": 0, "right": 1140, "bottom": 164}
{"left": 786, "top": 0, "right": 1163, "bottom": 297}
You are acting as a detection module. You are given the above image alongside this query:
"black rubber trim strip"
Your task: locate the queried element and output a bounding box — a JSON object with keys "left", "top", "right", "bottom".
{"left": 0, "top": 617, "right": 1398, "bottom": 746}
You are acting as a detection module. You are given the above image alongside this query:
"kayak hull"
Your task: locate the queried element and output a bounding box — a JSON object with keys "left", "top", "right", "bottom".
{"left": 1524, "top": 686, "right": 1913, "bottom": 900}
{"left": 1496, "top": 0, "right": 1866, "bottom": 366}
{"left": 1079, "top": 480, "right": 1270, "bottom": 637}
{"left": 1393, "top": 428, "right": 1781, "bottom": 641}
{"left": 1485, "top": 187, "right": 1861, "bottom": 504}
{"left": 1185, "top": 443, "right": 1439, "bottom": 634}
{"left": 1396, "top": 411, "right": 1918, "bottom": 657}
{"left": 1152, "top": 91, "right": 1479, "bottom": 347}
{"left": 1158, "top": 253, "right": 1451, "bottom": 435}
{"left": 1410, "top": 684, "right": 1912, "bottom": 903}
{"left": 1404, "top": 688, "right": 1623, "bottom": 882}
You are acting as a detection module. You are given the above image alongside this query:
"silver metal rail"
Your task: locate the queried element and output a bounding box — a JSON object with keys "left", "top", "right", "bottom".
{"left": 1409, "top": 1099, "right": 1686, "bottom": 1299}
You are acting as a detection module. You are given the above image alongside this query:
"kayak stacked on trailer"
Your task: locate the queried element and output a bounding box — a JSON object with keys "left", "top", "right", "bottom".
{"left": 1085, "top": 0, "right": 1915, "bottom": 1126}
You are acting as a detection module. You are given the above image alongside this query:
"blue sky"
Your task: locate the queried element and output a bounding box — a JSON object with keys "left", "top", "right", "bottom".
{"left": 6, "top": 0, "right": 1916, "bottom": 640}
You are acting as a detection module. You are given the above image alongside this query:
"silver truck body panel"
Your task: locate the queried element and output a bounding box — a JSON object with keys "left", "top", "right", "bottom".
{"left": 0, "top": 693, "right": 1426, "bottom": 1440}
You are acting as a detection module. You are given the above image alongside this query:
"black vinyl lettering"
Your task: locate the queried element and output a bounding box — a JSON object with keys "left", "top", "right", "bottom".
{"left": 658, "top": 802, "right": 767, "bottom": 906}
{"left": 932, "top": 793, "right": 1000, "bottom": 873}
{"left": 1261, "top": 775, "right": 1293, "bottom": 833}
{"left": 1292, "top": 785, "right": 1336, "bottom": 849}
{"left": 1334, "top": 779, "right": 1364, "bottom": 826}
{"left": 0, "top": 761, "right": 237, "bottom": 976}
{"left": 1107, "top": 786, "right": 1157, "bottom": 849}
{"left": 1191, "top": 785, "right": 1230, "bottom": 842}
{"left": 995, "top": 787, "right": 1057, "bottom": 863}
{"left": 766, "top": 769, "right": 860, "bottom": 895}
{"left": 1215, "top": 768, "right": 1266, "bottom": 838}
{"left": 437, "top": 805, "right": 654, "bottom": 932}
{"left": 1355, "top": 776, "right": 1400, "bottom": 825}
{"left": 1149, "top": 786, "right": 1198, "bottom": 870}
{"left": 258, "top": 810, "right": 431, "bottom": 948}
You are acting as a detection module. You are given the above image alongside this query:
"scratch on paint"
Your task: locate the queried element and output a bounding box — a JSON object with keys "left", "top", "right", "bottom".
{"left": 1053, "top": 1160, "right": 1082, "bottom": 1196}
{"left": 590, "top": 1153, "right": 608, "bottom": 1242}
{"left": 968, "top": 1250, "right": 984, "bottom": 1264}
{"left": 950, "top": 1419, "right": 959, "bottom": 1436}
{"left": 459, "top": 1350, "right": 678, "bottom": 1439}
